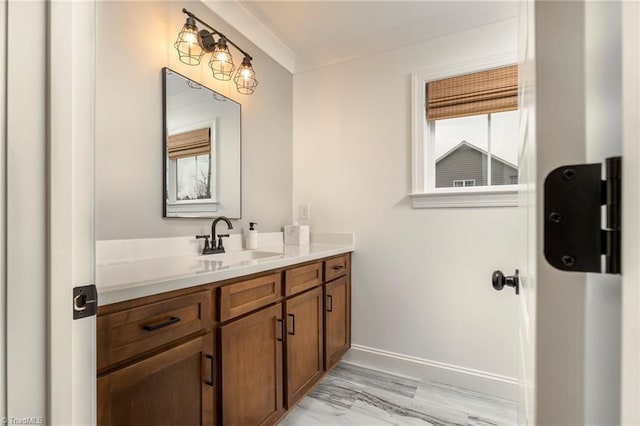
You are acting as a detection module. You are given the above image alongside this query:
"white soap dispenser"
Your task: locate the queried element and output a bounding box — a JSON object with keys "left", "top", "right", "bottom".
{"left": 246, "top": 222, "right": 259, "bottom": 250}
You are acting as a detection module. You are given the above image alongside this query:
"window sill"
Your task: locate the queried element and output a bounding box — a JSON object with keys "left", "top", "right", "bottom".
{"left": 409, "top": 188, "right": 518, "bottom": 208}
{"left": 166, "top": 200, "right": 219, "bottom": 215}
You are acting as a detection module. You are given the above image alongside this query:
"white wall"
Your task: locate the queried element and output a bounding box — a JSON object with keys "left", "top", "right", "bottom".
{"left": 95, "top": 1, "right": 293, "bottom": 240}
{"left": 293, "top": 19, "right": 519, "bottom": 395}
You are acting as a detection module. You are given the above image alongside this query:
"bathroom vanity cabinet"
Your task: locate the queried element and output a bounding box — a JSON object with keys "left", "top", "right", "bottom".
{"left": 96, "top": 252, "right": 351, "bottom": 426}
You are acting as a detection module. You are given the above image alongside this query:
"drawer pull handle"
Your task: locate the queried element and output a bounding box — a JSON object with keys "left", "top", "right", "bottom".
{"left": 276, "top": 318, "right": 285, "bottom": 342}
{"left": 332, "top": 265, "right": 344, "bottom": 271}
{"left": 142, "top": 316, "right": 181, "bottom": 331}
{"left": 287, "top": 314, "right": 296, "bottom": 336}
{"left": 327, "top": 295, "right": 333, "bottom": 312}
{"left": 205, "top": 354, "right": 214, "bottom": 387}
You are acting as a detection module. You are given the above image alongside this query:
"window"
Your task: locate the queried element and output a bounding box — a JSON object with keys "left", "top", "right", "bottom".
{"left": 433, "top": 110, "right": 519, "bottom": 189}
{"left": 410, "top": 54, "right": 519, "bottom": 208}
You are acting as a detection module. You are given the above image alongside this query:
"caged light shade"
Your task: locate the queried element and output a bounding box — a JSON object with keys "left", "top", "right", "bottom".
{"left": 233, "top": 56, "right": 258, "bottom": 95}
{"left": 174, "top": 16, "right": 204, "bottom": 65}
{"left": 209, "top": 37, "right": 236, "bottom": 81}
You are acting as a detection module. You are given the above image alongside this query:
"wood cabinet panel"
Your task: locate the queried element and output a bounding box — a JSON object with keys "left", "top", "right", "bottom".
{"left": 220, "top": 303, "right": 285, "bottom": 425}
{"left": 284, "top": 262, "right": 322, "bottom": 296}
{"left": 97, "top": 290, "right": 211, "bottom": 371}
{"left": 98, "top": 332, "right": 215, "bottom": 426}
{"left": 285, "top": 287, "right": 324, "bottom": 408}
{"left": 324, "top": 276, "right": 351, "bottom": 370}
{"left": 219, "top": 273, "right": 281, "bottom": 322}
{"left": 324, "top": 254, "right": 349, "bottom": 282}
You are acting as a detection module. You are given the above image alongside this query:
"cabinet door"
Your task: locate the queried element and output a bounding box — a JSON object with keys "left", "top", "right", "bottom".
{"left": 220, "top": 303, "right": 285, "bottom": 425}
{"left": 325, "top": 276, "right": 351, "bottom": 370}
{"left": 285, "top": 287, "right": 323, "bottom": 407}
{"left": 97, "top": 332, "right": 215, "bottom": 426}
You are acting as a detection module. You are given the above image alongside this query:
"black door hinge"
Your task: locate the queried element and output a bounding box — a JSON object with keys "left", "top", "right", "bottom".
{"left": 544, "top": 156, "right": 621, "bottom": 274}
{"left": 73, "top": 284, "right": 98, "bottom": 319}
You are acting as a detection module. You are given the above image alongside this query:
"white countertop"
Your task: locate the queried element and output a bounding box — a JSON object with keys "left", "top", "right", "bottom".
{"left": 97, "top": 243, "right": 354, "bottom": 306}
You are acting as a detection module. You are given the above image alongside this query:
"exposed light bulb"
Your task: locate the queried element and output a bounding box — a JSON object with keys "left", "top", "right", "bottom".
{"left": 184, "top": 30, "right": 197, "bottom": 46}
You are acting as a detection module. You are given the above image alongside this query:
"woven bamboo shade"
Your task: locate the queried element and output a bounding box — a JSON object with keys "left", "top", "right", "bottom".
{"left": 167, "top": 127, "right": 211, "bottom": 160}
{"left": 427, "top": 65, "right": 518, "bottom": 121}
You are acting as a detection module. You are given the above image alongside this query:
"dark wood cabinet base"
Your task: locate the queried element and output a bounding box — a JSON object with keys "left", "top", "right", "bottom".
{"left": 97, "top": 252, "right": 351, "bottom": 426}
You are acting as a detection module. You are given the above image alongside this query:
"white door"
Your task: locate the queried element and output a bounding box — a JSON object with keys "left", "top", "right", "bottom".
{"left": 519, "top": 1, "right": 624, "bottom": 424}
{"left": 5, "top": 1, "right": 97, "bottom": 424}
{"left": 621, "top": 1, "right": 640, "bottom": 423}
{"left": 48, "top": 2, "right": 97, "bottom": 425}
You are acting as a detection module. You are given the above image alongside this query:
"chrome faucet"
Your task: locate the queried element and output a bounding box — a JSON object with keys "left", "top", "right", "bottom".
{"left": 208, "top": 216, "right": 233, "bottom": 254}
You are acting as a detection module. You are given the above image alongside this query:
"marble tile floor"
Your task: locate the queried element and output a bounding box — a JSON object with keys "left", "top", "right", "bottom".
{"left": 279, "top": 363, "right": 517, "bottom": 426}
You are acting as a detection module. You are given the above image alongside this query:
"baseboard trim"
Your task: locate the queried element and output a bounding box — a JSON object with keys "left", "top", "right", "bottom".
{"left": 342, "top": 344, "right": 518, "bottom": 400}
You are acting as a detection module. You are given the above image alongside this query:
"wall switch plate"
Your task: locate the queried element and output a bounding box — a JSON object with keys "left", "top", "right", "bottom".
{"left": 299, "top": 204, "right": 310, "bottom": 220}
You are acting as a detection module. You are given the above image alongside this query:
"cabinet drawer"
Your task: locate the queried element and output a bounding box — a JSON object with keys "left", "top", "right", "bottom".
{"left": 285, "top": 262, "right": 322, "bottom": 297}
{"left": 98, "top": 290, "right": 211, "bottom": 371}
{"left": 324, "top": 254, "right": 349, "bottom": 282}
{"left": 219, "top": 273, "right": 282, "bottom": 321}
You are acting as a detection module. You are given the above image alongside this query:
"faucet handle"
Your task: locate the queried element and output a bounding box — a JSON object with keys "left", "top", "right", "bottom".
{"left": 217, "top": 234, "right": 230, "bottom": 250}
{"left": 196, "top": 235, "right": 211, "bottom": 251}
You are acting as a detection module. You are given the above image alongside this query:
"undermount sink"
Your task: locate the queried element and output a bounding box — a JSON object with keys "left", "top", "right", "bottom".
{"left": 196, "top": 250, "right": 282, "bottom": 266}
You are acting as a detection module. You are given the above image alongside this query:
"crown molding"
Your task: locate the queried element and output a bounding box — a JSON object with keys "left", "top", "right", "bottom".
{"left": 202, "top": 0, "right": 297, "bottom": 74}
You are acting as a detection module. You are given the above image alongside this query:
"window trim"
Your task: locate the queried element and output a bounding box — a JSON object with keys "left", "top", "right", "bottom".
{"left": 410, "top": 52, "right": 518, "bottom": 208}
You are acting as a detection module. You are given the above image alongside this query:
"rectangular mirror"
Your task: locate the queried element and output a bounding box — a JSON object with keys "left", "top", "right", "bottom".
{"left": 162, "top": 67, "right": 241, "bottom": 218}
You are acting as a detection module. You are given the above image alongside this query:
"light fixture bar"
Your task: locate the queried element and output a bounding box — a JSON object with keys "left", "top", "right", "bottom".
{"left": 181, "top": 8, "right": 252, "bottom": 60}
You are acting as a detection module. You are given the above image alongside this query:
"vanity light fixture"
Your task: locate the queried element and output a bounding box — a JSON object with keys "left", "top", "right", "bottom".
{"left": 175, "top": 8, "right": 258, "bottom": 94}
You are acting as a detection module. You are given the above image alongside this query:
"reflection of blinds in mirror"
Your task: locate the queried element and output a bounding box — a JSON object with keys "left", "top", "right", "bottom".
{"left": 427, "top": 65, "right": 518, "bottom": 121}
{"left": 167, "top": 127, "right": 211, "bottom": 159}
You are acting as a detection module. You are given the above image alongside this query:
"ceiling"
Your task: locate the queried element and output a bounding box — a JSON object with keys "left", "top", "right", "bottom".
{"left": 235, "top": 1, "right": 518, "bottom": 73}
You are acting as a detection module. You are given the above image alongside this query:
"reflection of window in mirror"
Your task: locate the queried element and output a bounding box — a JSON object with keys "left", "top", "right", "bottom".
{"left": 176, "top": 154, "right": 211, "bottom": 201}
{"left": 166, "top": 120, "right": 217, "bottom": 208}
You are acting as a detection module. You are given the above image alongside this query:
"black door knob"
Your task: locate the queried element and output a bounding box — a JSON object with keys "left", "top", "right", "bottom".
{"left": 492, "top": 270, "right": 520, "bottom": 295}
